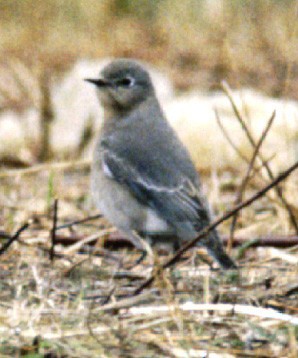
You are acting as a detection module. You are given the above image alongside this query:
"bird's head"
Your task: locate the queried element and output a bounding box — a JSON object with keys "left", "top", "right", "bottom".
{"left": 85, "top": 59, "right": 155, "bottom": 112}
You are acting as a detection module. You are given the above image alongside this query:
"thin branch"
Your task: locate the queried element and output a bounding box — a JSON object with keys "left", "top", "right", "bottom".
{"left": 126, "top": 302, "right": 298, "bottom": 325}
{"left": 0, "top": 222, "right": 31, "bottom": 255}
{"left": 50, "top": 199, "right": 59, "bottom": 262}
{"left": 56, "top": 214, "right": 102, "bottom": 231}
{"left": 221, "top": 81, "right": 298, "bottom": 233}
{"left": 222, "top": 234, "right": 298, "bottom": 247}
{"left": 95, "top": 291, "right": 155, "bottom": 312}
{"left": 61, "top": 229, "right": 115, "bottom": 255}
{"left": 43, "top": 231, "right": 298, "bottom": 249}
{"left": 214, "top": 108, "right": 275, "bottom": 179}
{"left": 228, "top": 110, "right": 276, "bottom": 250}
{"left": 38, "top": 71, "right": 54, "bottom": 161}
{"left": 0, "top": 159, "right": 90, "bottom": 178}
{"left": 214, "top": 108, "right": 275, "bottom": 248}
{"left": 221, "top": 81, "right": 251, "bottom": 138}
{"left": 133, "top": 159, "right": 298, "bottom": 295}
{"left": 214, "top": 108, "right": 250, "bottom": 164}
{"left": 100, "top": 286, "right": 116, "bottom": 306}
{"left": 0, "top": 231, "right": 11, "bottom": 239}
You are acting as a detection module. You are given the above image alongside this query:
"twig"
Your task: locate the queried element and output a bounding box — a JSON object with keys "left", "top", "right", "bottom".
{"left": 222, "top": 234, "right": 298, "bottom": 247}
{"left": 0, "top": 222, "right": 31, "bottom": 255}
{"left": 38, "top": 71, "right": 54, "bottom": 161}
{"left": 56, "top": 214, "right": 102, "bottom": 231}
{"left": 266, "top": 247, "right": 298, "bottom": 264}
{"left": 50, "top": 199, "right": 58, "bottom": 262}
{"left": 133, "top": 159, "right": 298, "bottom": 295}
{"left": 41, "top": 231, "right": 298, "bottom": 248}
{"left": 215, "top": 108, "right": 275, "bottom": 179}
{"left": 100, "top": 286, "right": 116, "bottom": 306}
{"left": 95, "top": 291, "right": 155, "bottom": 312}
{"left": 0, "top": 159, "right": 90, "bottom": 178}
{"left": 86, "top": 290, "right": 153, "bottom": 345}
{"left": 7, "top": 59, "right": 38, "bottom": 108}
{"left": 0, "top": 205, "right": 97, "bottom": 230}
{"left": 63, "top": 257, "right": 90, "bottom": 277}
{"left": 221, "top": 81, "right": 298, "bottom": 234}
{"left": 126, "top": 302, "right": 298, "bottom": 325}
{"left": 61, "top": 229, "right": 115, "bottom": 255}
{"left": 86, "top": 287, "right": 117, "bottom": 346}
{"left": 228, "top": 110, "right": 276, "bottom": 250}
{"left": 77, "top": 115, "right": 95, "bottom": 156}
{"left": 214, "top": 108, "right": 250, "bottom": 164}
{"left": 0, "top": 231, "right": 11, "bottom": 239}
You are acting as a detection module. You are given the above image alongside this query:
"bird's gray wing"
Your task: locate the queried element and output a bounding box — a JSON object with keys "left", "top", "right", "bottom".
{"left": 101, "top": 147, "right": 210, "bottom": 231}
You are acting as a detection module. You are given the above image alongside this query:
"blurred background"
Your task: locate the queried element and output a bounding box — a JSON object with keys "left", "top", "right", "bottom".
{"left": 0, "top": 0, "right": 298, "bottom": 166}
{"left": 1, "top": 0, "right": 297, "bottom": 94}
{"left": 0, "top": 0, "right": 297, "bottom": 219}
{"left": 1, "top": 4, "right": 298, "bottom": 355}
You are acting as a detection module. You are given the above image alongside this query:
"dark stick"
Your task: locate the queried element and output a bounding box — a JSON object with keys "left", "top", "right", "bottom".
{"left": 41, "top": 231, "right": 298, "bottom": 248}
{"left": 214, "top": 108, "right": 274, "bottom": 180}
{"left": 56, "top": 214, "right": 102, "bottom": 231}
{"left": 0, "top": 231, "right": 11, "bottom": 239}
{"left": 214, "top": 108, "right": 251, "bottom": 165}
{"left": 0, "top": 222, "right": 30, "bottom": 255}
{"left": 133, "top": 159, "right": 298, "bottom": 295}
{"left": 221, "top": 81, "right": 298, "bottom": 234}
{"left": 50, "top": 199, "right": 59, "bottom": 262}
{"left": 228, "top": 110, "right": 276, "bottom": 249}
{"left": 222, "top": 234, "right": 298, "bottom": 247}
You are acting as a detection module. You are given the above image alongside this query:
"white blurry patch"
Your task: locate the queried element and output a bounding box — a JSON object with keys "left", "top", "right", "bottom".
{"left": 0, "top": 108, "right": 39, "bottom": 162}
{"left": 102, "top": 158, "right": 114, "bottom": 179}
{"left": 0, "top": 58, "right": 173, "bottom": 162}
{"left": 51, "top": 60, "right": 104, "bottom": 156}
{"left": 0, "top": 112, "right": 24, "bottom": 154}
{"left": 165, "top": 89, "right": 298, "bottom": 171}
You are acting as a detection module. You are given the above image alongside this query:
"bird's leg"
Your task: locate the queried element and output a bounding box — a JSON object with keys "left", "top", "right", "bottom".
{"left": 133, "top": 249, "right": 147, "bottom": 266}
{"left": 173, "top": 238, "right": 181, "bottom": 252}
{"left": 126, "top": 230, "right": 154, "bottom": 268}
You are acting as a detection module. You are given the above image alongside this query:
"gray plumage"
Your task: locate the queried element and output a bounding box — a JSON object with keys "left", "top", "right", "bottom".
{"left": 86, "top": 59, "right": 236, "bottom": 269}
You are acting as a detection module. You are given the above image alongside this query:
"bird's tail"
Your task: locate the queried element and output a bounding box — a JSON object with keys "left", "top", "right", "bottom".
{"left": 202, "top": 229, "right": 237, "bottom": 269}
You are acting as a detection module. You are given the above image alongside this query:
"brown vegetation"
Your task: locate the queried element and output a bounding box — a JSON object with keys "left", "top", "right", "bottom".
{"left": 1, "top": 1, "right": 298, "bottom": 356}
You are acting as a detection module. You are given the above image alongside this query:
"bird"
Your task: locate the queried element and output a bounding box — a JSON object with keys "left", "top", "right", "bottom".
{"left": 85, "top": 59, "right": 236, "bottom": 269}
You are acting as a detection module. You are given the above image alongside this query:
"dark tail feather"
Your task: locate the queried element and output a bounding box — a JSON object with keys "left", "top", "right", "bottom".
{"left": 204, "top": 230, "right": 237, "bottom": 269}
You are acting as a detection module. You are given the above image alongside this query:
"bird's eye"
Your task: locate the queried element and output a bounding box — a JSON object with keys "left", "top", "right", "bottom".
{"left": 116, "top": 77, "right": 135, "bottom": 88}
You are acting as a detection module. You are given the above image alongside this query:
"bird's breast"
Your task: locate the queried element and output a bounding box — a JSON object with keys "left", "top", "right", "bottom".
{"left": 91, "top": 152, "right": 170, "bottom": 234}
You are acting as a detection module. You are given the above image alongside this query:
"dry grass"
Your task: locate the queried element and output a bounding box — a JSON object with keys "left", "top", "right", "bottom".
{"left": 0, "top": 0, "right": 298, "bottom": 101}
{"left": 0, "top": 163, "right": 297, "bottom": 357}
{"left": 1, "top": 1, "right": 298, "bottom": 356}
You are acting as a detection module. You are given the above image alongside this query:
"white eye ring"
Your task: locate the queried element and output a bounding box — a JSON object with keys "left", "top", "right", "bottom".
{"left": 116, "top": 76, "right": 135, "bottom": 88}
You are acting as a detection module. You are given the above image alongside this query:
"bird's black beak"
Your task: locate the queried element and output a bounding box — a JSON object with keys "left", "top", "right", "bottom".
{"left": 84, "top": 78, "right": 110, "bottom": 87}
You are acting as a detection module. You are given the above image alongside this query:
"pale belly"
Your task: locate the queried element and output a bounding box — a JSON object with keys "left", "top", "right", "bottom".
{"left": 91, "top": 158, "right": 171, "bottom": 235}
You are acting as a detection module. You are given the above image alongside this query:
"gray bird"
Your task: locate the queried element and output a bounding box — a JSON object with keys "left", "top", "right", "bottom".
{"left": 85, "top": 59, "right": 236, "bottom": 269}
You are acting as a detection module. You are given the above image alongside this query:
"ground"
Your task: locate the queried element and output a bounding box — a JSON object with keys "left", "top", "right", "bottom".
{"left": 0, "top": 1, "right": 298, "bottom": 356}
{"left": 0, "top": 165, "right": 297, "bottom": 357}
